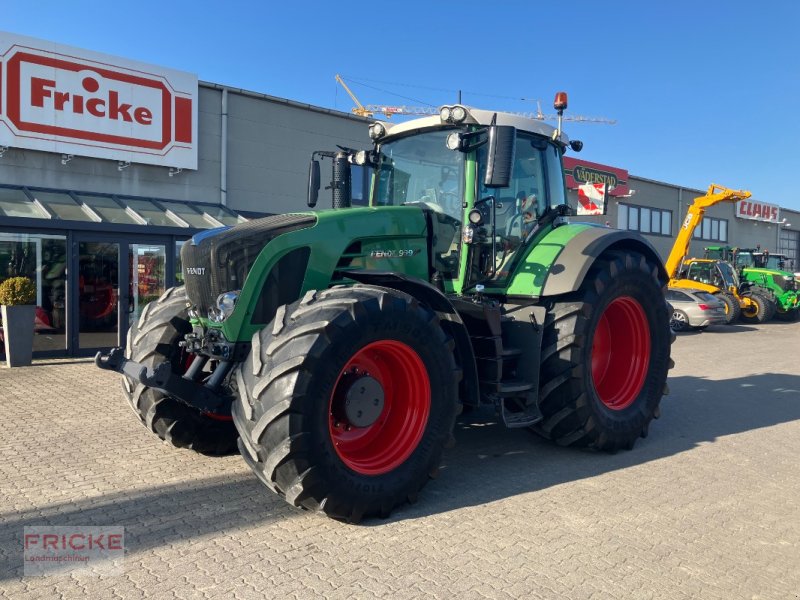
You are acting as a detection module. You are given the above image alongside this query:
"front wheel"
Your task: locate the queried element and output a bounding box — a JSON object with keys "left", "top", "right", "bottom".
{"left": 232, "top": 285, "right": 461, "bottom": 522}
{"left": 740, "top": 292, "right": 771, "bottom": 323}
{"left": 122, "top": 286, "right": 239, "bottom": 455}
{"left": 533, "top": 250, "right": 672, "bottom": 451}
{"left": 716, "top": 292, "right": 740, "bottom": 325}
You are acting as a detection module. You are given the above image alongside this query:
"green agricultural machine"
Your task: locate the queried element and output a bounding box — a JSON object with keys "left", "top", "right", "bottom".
{"left": 98, "top": 94, "right": 673, "bottom": 522}
{"left": 706, "top": 246, "right": 799, "bottom": 321}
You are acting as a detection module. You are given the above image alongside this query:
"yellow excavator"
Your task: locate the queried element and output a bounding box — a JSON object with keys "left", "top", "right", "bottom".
{"left": 665, "top": 184, "right": 774, "bottom": 324}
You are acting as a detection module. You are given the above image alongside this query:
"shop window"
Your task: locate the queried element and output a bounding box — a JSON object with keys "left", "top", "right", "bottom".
{"left": 0, "top": 233, "right": 67, "bottom": 356}
{"left": 693, "top": 216, "right": 728, "bottom": 242}
{"left": 618, "top": 203, "right": 673, "bottom": 236}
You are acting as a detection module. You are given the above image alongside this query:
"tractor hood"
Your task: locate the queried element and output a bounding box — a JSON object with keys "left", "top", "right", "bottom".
{"left": 181, "top": 213, "right": 317, "bottom": 315}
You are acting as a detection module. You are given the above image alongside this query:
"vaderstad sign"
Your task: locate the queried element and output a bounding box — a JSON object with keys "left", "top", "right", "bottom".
{"left": 563, "top": 157, "right": 629, "bottom": 197}
{"left": 735, "top": 199, "right": 781, "bottom": 223}
{"left": 0, "top": 32, "right": 197, "bottom": 169}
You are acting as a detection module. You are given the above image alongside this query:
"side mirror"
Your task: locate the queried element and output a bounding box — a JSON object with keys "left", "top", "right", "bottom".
{"left": 307, "top": 160, "right": 320, "bottom": 208}
{"left": 483, "top": 125, "right": 515, "bottom": 188}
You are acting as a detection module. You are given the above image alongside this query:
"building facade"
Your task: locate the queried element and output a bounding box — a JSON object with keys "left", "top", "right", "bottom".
{"left": 0, "top": 32, "right": 368, "bottom": 359}
{"left": 1, "top": 32, "right": 798, "bottom": 361}
{"left": 564, "top": 157, "right": 800, "bottom": 269}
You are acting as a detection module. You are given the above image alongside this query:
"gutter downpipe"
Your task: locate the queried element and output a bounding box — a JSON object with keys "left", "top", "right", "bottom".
{"left": 221, "top": 88, "right": 228, "bottom": 206}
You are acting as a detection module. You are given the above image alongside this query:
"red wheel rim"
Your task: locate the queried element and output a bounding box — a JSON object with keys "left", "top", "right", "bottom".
{"left": 591, "top": 296, "right": 651, "bottom": 410}
{"left": 329, "top": 340, "right": 430, "bottom": 475}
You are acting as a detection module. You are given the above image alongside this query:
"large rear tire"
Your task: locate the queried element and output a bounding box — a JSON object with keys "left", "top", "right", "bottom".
{"left": 232, "top": 285, "right": 461, "bottom": 522}
{"left": 122, "top": 286, "right": 239, "bottom": 456}
{"left": 533, "top": 250, "right": 672, "bottom": 451}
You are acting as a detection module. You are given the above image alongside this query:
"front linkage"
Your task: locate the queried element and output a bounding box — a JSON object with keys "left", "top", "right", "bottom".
{"left": 94, "top": 348, "right": 235, "bottom": 414}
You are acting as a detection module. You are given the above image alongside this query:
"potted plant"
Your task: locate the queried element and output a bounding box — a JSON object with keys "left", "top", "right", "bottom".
{"left": 0, "top": 276, "right": 36, "bottom": 367}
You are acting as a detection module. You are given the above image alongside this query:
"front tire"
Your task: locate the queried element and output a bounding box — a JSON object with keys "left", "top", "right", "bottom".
{"left": 716, "top": 292, "right": 740, "bottom": 325}
{"left": 739, "top": 292, "right": 770, "bottom": 323}
{"left": 533, "top": 250, "right": 672, "bottom": 451}
{"left": 122, "top": 286, "right": 239, "bottom": 456}
{"left": 232, "top": 285, "right": 461, "bottom": 522}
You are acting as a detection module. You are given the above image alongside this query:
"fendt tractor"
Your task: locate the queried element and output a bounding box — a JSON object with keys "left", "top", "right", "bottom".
{"left": 665, "top": 185, "right": 774, "bottom": 324}
{"left": 98, "top": 94, "right": 673, "bottom": 522}
{"left": 705, "top": 246, "right": 799, "bottom": 321}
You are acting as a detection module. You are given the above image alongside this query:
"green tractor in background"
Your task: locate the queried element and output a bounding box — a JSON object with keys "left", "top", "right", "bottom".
{"left": 98, "top": 94, "right": 673, "bottom": 522}
{"left": 706, "top": 246, "right": 799, "bottom": 321}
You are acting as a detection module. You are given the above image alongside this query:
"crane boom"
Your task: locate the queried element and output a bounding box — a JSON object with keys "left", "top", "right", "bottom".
{"left": 335, "top": 74, "right": 372, "bottom": 117}
{"left": 664, "top": 184, "right": 752, "bottom": 280}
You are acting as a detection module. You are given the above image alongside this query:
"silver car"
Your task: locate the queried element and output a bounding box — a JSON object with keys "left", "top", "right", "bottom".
{"left": 666, "top": 288, "right": 727, "bottom": 331}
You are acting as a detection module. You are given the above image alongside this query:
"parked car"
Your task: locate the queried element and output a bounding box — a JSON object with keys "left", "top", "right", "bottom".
{"left": 666, "top": 288, "right": 727, "bottom": 331}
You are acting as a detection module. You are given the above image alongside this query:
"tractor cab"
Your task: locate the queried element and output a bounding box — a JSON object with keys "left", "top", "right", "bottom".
{"left": 682, "top": 258, "right": 739, "bottom": 292}
{"left": 311, "top": 101, "right": 583, "bottom": 294}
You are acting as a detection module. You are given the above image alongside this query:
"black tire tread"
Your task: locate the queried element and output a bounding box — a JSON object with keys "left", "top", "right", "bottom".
{"left": 122, "top": 286, "right": 238, "bottom": 456}
{"left": 532, "top": 250, "right": 673, "bottom": 451}
{"left": 232, "top": 284, "right": 461, "bottom": 522}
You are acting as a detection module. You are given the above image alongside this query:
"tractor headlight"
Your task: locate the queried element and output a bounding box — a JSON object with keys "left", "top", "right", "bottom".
{"left": 368, "top": 122, "right": 386, "bottom": 140}
{"left": 209, "top": 290, "right": 240, "bottom": 322}
{"left": 451, "top": 105, "right": 467, "bottom": 123}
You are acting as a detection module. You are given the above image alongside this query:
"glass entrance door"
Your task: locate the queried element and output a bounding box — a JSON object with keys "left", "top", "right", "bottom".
{"left": 129, "top": 243, "right": 167, "bottom": 326}
{"left": 77, "top": 241, "right": 121, "bottom": 350}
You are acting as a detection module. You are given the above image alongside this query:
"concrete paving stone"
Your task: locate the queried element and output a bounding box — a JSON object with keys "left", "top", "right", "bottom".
{"left": 1, "top": 322, "right": 800, "bottom": 599}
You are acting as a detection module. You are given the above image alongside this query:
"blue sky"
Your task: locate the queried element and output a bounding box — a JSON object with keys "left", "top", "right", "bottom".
{"left": 4, "top": 1, "right": 800, "bottom": 211}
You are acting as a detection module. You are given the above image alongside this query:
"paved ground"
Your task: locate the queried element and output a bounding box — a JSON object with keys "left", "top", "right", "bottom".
{"left": 1, "top": 320, "right": 799, "bottom": 599}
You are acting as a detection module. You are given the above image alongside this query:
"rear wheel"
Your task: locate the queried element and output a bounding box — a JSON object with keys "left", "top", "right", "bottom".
{"left": 670, "top": 309, "right": 690, "bottom": 332}
{"left": 740, "top": 292, "right": 770, "bottom": 323}
{"left": 122, "top": 286, "right": 239, "bottom": 455}
{"left": 775, "top": 302, "right": 799, "bottom": 321}
{"left": 716, "top": 292, "right": 740, "bottom": 325}
{"left": 533, "top": 250, "right": 672, "bottom": 451}
{"left": 232, "top": 285, "right": 461, "bottom": 522}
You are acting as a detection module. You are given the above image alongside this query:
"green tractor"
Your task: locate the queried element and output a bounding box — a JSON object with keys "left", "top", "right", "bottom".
{"left": 97, "top": 95, "right": 673, "bottom": 522}
{"left": 706, "top": 246, "right": 799, "bottom": 321}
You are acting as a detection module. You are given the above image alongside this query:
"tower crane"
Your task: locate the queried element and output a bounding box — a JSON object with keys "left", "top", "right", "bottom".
{"left": 335, "top": 75, "right": 616, "bottom": 123}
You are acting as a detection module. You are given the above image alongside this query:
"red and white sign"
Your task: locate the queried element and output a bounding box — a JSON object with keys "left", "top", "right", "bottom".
{"left": 576, "top": 182, "right": 606, "bottom": 216}
{"left": 736, "top": 199, "right": 780, "bottom": 223}
{"left": 563, "top": 157, "right": 629, "bottom": 197}
{"left": 0, "top": 32, "right": 197, "bottom": 169}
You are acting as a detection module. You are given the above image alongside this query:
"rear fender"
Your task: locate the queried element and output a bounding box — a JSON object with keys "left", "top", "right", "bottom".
{"left": 507, "top": 224, "right": 668, "bottom": 299}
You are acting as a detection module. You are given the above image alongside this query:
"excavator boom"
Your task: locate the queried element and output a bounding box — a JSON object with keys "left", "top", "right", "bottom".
{"left": 664, "top": 184, "right": 751, "bottom": 280}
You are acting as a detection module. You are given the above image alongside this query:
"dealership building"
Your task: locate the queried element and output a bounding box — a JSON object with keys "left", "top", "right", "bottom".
{"left": 1, "top": 32, "right": 798, "bottom": 359}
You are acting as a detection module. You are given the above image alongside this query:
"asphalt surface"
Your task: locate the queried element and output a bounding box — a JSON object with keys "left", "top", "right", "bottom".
{"left": 1, "top": 319, "right": 799, "bottom": 599}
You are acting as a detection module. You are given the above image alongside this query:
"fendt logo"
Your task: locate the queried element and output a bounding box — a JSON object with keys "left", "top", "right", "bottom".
{"left": 0, "top": 32, "right": 198, "bottom": 169}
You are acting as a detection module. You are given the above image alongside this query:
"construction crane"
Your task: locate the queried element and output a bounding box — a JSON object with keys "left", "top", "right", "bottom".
{"left": 335, "top": 75, "right": 616, "bottom": 123}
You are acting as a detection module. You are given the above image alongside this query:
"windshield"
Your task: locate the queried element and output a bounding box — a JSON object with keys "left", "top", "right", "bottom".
{"left": 374, "top": 130, "right": 464, "bottom": 221}
{"left": 717, "top": 261, "right": 738, "bottom": 286}
{"left": 374, "top": 130, "right": 464, "bottom": 279}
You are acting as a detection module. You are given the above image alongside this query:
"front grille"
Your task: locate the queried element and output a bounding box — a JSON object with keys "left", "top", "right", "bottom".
{"left": 182, "top": 213, "right": 316, "bottom": 313}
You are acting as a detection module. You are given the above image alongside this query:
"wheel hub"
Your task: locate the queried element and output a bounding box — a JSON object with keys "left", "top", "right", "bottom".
{"left": 344, "top": 375, "right": 385, "bottom": 427}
